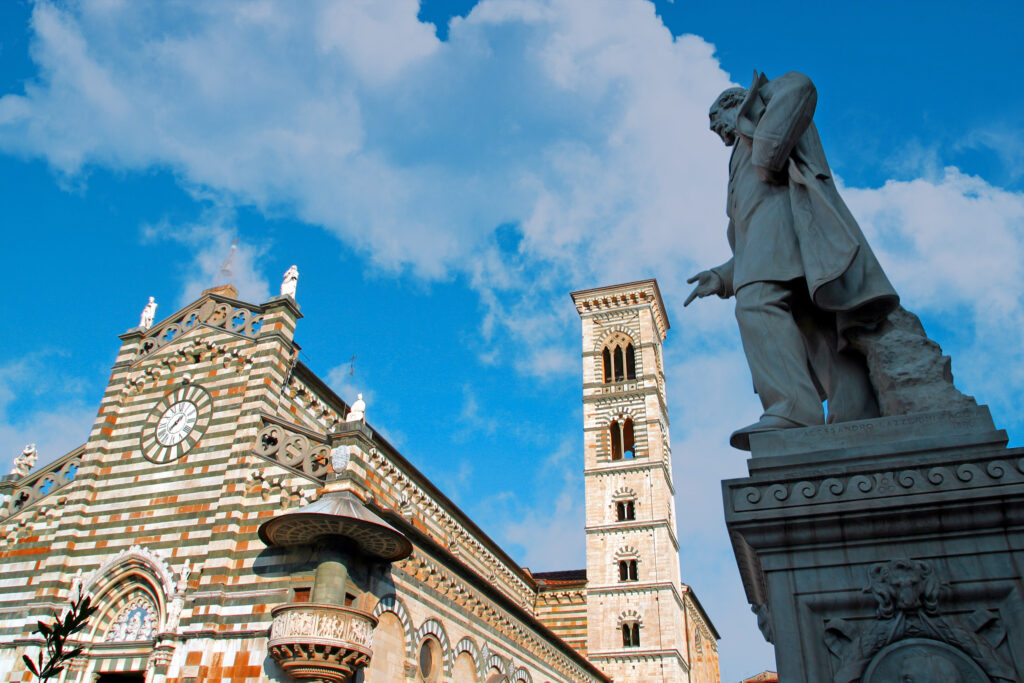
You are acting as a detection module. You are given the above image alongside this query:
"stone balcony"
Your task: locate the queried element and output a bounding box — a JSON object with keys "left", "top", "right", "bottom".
{"left": 268, "top": 603, "right": 378, "bottom": 683}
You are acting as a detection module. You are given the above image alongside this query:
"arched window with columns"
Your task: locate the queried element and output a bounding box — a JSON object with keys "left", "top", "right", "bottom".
{"left": 600, "top": 333, "right": 637, "bottom": 384}
{"left": 609, "top": 417, "right": 635, "bottom": 460}
{"left": 618, "top": 610, "right": 643, "bottom": 648}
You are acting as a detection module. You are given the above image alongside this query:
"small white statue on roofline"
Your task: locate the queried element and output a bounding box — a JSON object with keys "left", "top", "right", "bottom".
{"left": 11, "top": 444, "right": 37, "bottom": 477}
{"left": 346, "top": 394, "right": 366, "bottom": 423}
{"left": 139, "top": 296, "right": 158, "bottom": 330}
{"left": 281, "top": 265, "right": 299, "bottom": 299}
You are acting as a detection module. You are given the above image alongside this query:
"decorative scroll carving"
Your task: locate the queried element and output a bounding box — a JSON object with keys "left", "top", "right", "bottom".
{"left": 254, "top": 422, "right": 330, "bottom": 479}
{"left": 734, "top": 454, "right": 1024, "bottom": 512}
{"left": 1, "top": 447, "right": 83, "bottom": 519}
{"left": 247, "top": 469, "right": 316, "bottom": 508}
{"left": 268, "top": 604, "right": 377, "bottom": 683}
{"left": 138, "top": 297, "right": 264, "bottom": 357}
{"left": 824, "top": 559, "right": 1014, "bottom": 683}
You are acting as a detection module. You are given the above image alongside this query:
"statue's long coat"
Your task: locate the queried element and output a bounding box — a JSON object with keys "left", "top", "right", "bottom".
{"left": 716, "top": 71, "right": 899, "bottom": 340}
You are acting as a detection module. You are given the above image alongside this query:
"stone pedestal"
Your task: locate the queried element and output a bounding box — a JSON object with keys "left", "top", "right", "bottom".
{"left": 723, "top": 406, "right": 1024, "bottom": 682}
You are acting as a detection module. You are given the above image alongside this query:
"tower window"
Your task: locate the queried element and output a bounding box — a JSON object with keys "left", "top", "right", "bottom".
{"left": 613, "top": 345, "right": 625, "bottom": 381}
{"left": 618, "top": 560, "right": 638, "bottom": 582}
{"left": 616, "top": 500, "right": 635, "bottom": 521}
{"left": 610, "top": 421, "right": 622, "bottom": 460}
{"left": 609, "top": 418, "right": 635, "bottom": 460}
{"left": 601, "top": 337, "right": 637, "bottom": 384}
{"left": 622, "top": 622, "right": 641, "bottom": 647}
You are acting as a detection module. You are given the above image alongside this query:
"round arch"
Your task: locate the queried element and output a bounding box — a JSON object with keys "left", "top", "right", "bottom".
{"left": 371, "top": 594, "right": 415, "bottom": 659}
{"left": 412, "top": 617, "right": 453, "bottom": 679}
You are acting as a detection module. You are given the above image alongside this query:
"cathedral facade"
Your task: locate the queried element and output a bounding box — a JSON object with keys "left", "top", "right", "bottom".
{"left": 0, "top": 279, "right": 718, "bottom": 683}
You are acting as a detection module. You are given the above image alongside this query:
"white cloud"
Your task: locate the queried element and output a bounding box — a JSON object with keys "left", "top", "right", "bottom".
{"left": 315, "top": 0, "right": 439, "bottom": 83}
{"left": 0, "top": 0, "right": 734, "bottom": 367}
{"left": 142, "top": 205, "right": 272, "bottom": 307}
{"left": 844, "top": 169, "right": 1024, "bottom": 422}
{"left": 492, "top": 437, "right": 586, "bottom": 571}
{"left": 325, "top": 361, "right": 369, "bottom": 413}
{"left": 0, "top": 353, "right": 96, "bottom": 473}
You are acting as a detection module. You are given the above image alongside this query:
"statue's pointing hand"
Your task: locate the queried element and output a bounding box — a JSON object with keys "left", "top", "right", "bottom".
{"left": 684, "top": 270, "right": 724, "bottom": 307}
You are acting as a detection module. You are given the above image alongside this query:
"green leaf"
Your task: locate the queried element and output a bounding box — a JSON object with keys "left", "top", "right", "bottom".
{"left": 23, "top": 654, "right": 38, "bottom": 676}
{"left": 36, "top": 621, "right": 52, "bottom": 637}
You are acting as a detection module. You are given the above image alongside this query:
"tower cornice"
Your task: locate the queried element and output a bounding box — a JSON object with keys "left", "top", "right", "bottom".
{"left": 570, "top": 279, "right": 670, "bottom": 340}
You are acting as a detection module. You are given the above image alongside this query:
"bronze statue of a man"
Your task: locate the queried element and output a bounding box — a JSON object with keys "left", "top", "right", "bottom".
{"left": 686, "top": 72, "right": 899, "bottom": 449}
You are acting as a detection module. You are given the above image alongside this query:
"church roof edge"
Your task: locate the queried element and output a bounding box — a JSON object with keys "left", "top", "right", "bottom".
{"left": 682, "top": 582, "right": 721, "bottom": 640}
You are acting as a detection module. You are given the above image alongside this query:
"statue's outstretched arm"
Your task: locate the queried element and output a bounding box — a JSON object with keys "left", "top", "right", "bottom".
{"left": 711, "top": 259, "right": 735, "bottom": 298}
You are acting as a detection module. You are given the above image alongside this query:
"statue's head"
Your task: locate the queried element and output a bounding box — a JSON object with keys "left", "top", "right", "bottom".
{"left": 709, "top": 87, "right": 746, "bottom": 146}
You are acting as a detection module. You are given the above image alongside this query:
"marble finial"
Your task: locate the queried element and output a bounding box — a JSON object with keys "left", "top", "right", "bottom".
{"left": 346, "top": 393, "right": 366, "bottom": 423}
{"left": 11, "top": 444, "right": 37, "bottom": 477}
{"left": 280, "top": 265, "right": 299, "bottom": 299}
{"left": 139, "top": 296, "right": 157, "bottom": 330}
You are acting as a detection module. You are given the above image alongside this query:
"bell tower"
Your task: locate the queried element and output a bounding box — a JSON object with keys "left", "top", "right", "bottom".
{"left": 572, "top": 279, "right": 690, "bottom": 682}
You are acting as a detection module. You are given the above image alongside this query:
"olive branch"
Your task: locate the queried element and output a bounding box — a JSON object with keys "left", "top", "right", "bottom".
{"left": 23, "top": 595, "right": 98, "bottom": 682}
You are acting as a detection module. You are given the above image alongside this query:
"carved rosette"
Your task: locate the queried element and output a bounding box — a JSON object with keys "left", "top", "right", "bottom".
{"left": 268, "top": 603, "right": 377, "bottom": 683}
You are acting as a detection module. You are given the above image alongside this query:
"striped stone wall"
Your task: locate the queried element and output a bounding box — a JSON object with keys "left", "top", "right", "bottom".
{"left": 0, "top": 290, "right": 608, "bottom": 683}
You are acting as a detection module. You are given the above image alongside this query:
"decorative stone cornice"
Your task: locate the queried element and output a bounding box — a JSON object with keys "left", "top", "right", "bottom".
{"left": 365, "top": 448, "right": 535, "bottom": 607}
{"left": 732, "top": 452, "right": 1024, "bottom": 515}
{"left": 0, "top": 446, "right": 84, "bottom": 522}
{"left": 137, "top": 295, "right": 266, "bottom": 360}
{"left": 571, "top": 279, "right": 670, "bottom": 340}
{"left": 253, "top": 417, "right": 331, "bottom": 480}
{"left": 118, "top": 339, "right": 253, "bottom": 405}
{"left": 393, "top": 551, "right": 600, "bottom": 682}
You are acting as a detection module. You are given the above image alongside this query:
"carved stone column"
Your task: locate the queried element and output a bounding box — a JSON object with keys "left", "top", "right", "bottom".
{"left": 723, "top": 405, "right": 1024, "bottom": 681}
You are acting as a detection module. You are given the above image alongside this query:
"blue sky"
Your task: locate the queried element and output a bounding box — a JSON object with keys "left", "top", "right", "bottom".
{"left": 2, "top": 1, "right": 1023, "bottom": 679}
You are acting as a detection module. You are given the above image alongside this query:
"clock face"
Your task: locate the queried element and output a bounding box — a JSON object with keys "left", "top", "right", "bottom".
{"left": 157, "top": 401, "right": 199, "bottom": 446}
{"left": 140, "top": 384, "right": 213, "bottom": 463}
